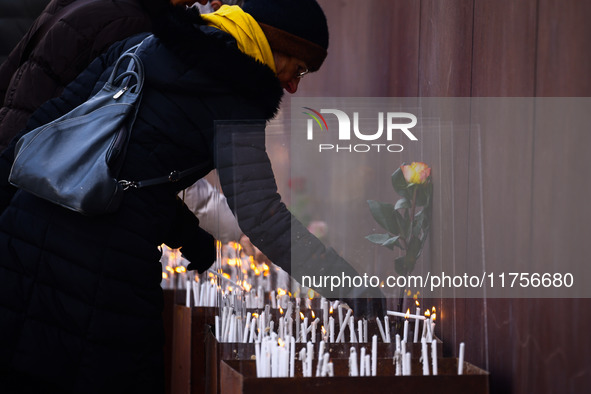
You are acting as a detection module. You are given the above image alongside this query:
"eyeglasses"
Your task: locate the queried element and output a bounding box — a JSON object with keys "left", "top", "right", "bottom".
{"left": 296, "top": 66, "right": 309, "bottom": 79}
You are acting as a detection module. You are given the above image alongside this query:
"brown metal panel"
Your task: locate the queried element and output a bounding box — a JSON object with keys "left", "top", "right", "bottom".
{"left": 471, "top": 0, "right": 537, "bottom": 96}
{"left": 297, "top": 0, "right": 421, "bottom": 97}
{"left": 418, "top": 0, "right": 474, "bottom": 97}
{"left": 536, "top": 0, "right": 591, "bottom": 96}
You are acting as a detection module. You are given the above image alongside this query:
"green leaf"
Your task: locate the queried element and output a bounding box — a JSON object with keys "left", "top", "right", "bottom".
{"left": 367, "top": 200, "right": 400, "bottom": 234}
{"left": 394, "top": 210, "right": 409, "bottom": 238}
{"left": 391, "top": 168, "right": 411, "bottom": 200}
{"left": 415, "top": 181, "right": 432, "bottom": 207}
{"left": 394, "top": 197, "right": 410, "bottom": 210}
{"left": 365, "top": 234, "right": 400, "bottom": 250}
{"left": 406, "top": 236, "right": 422, "bottom": 261}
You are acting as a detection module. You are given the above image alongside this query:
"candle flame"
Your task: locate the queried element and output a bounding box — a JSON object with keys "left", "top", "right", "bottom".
{"left": 166, "top": 266, "right": 174, "bottom": 274}
{"left": 311, "top": 311, "right": 316, "bottom": 319}
{"left": 278, "top": 338, "right": 285, "bottom": 347}
{"left": 307, "top": 289, "right": 315, "bottom": 300}
{"left": 222, "top": 273, "right": 231, "bottom": 280}
{"left": 415, "top": 300, "right": 420, "bottom": 306}
{"left": 243, "top": 281, "right": 252, "bottom": 292}
{"left": 405, "top": 308, "right": 410, "bottom": 319}
{"left": 432, "top": 313, "right": 437, "bottom": 322}
{"left": 425, "top": 310, "right": 431, "bottom": 318}
{"left": 300, "top": 312, "right": 305, "bottom": 320}
{"left": 432, "top": 306, "right": 436, "bottom": 314}
{"left": 279, "top": 306, "right": 284, "bottom": 315}
{"left": 162, "top": 272, "right": 169, "bottom": 280}
{"left": 252, "top": 313, "right": 259, "bottom": 319}
{"left": 329, "top": 306, "right": 333, "bottom": 314}
{"left": 321, "top": 326, "right": 327, "bottom": 335}
{"left": 277, "top": 288, "right": 287, "bottom": 296}
{"left": 174, "top": 266, "right": 186, "bottom": 274}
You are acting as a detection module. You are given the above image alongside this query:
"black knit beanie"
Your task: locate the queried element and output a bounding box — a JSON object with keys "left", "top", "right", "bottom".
{"left": 242, "top": 0, "right": 329, "bottom": 72}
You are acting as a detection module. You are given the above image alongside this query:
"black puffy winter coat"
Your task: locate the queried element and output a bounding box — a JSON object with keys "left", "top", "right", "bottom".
{"left": 0, "top": 5, "right": 372, "bottom": 393}
{"left": 0, "top": 6, "right": 288, "bottom": 393}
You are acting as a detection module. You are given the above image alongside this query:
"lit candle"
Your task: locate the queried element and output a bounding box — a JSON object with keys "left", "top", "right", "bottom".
{"left": 431, "top": 339, "right": 438, "bottom": 375}
{"left": 458, "top": 342, "right": 465, "bottom": 375}
{"left": 403, "top": 319, "right": 409, "bottom": 343}
{"left": 371, "top": 335, "right": 378, "bottom": 376}
{"left": 387, "top": 310, "right": 427, "bottom": 320}
{"left": 413, "top": 306, "right": 420, "bottom": 343}
{"left": 329, "top": 316, "right": 335, "bottom": 343}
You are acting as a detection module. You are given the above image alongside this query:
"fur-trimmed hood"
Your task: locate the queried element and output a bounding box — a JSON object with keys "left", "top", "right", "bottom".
{"left": 148, "top": 5, "right": 284, "bottom": 120}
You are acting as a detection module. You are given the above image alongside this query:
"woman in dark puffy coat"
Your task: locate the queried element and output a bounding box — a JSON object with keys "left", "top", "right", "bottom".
{"left": 0, "top": 1, "right": 355, "bottom": 392}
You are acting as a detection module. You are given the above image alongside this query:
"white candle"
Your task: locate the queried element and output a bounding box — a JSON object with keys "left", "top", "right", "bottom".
{"left": 394, "top": 350, "right": 402, "bottom": 376}
{"left": 404, "top": 352, "right": 411, "bottom": 376}
{"left": 255, "top": 341, "right": 261, "bottom": 377}
{"left": 376, "top": 317, "right": 387, "bottom": 342}
{"left": 458, "top": 342, "right": 465, "bottom": 375}
{"left": 272, "top": 342, "right": 279, "bottom": 377}
{"left": 316, "top": 341, "right": 325, "bottom": 377}
{"left": 215, "top": 315, "right": 220, "bottom": 340}
{"left": 228, "top": 315, "right": 235, "bottom": 343}
{"left": 421, "top": 340, "right": 430, "bottom": 375}
{"left": 306, "top": 341, "right": 314, "bottom": 377}
{"left": 371, "top": 335, "right": 378, "bottom": 376}
{"left": 349, "top": 316, "right": 357, "bottom": 343}
{"left": 338, "top": 305, "right": 344, "bottom": 328}
{"left": 299, "top": 348, "right": 307, "bottom": 377}
{"left": 290, "top": 336, "right": 295, "bottom": 377}
{"left": 243, "top": 312, "right": 251, "bottom": 343}
{"left": 329, "top": 316, "right": 335, "bottom": 343}
{"left": 302, "top": 317, "right": 308, "bottom": 342}
{"left": 349, "top": 347, "right": 358, "bottom": 376}
{"left": 249, "top": 315, "right": 256, "bottom": 343}
{"left": 364, "top": 319, "right": 368, "bottom": 343}
{"left": 426, "top": 317, "right": 433, "bottom": 342}
{"left": 384, "top": 316, "right": 391, "bottom": 343}
{"left": 327, "top": 362, "right": 334, "bottom": 377}
{"left": 387, "top": 310, "right": 427, "bottom": 320}
{"left": 395, "top": 334, "right": 401, "bottom": 353}
{"left": 360, "top": 347, "right": 366, "bottom": 376}
{"left": 431, "top": 339, "right": 438, "bottom": 375}
{"left": 358, "top": 320, "right": 363, "bottom": 343}
{"left": 365, "top": 354, "right": 371, "bottom": 376}
{"left": 413, "top": 307, "right": 420, "bottom": 343}
{"left": 403, "top": 319, "right": 409, "bottom": 343}
{"left": 192, "top": 280, "right": 199, "bottom": 306}
{"left": 321, "top": 353, "right": 330, "bottom": 377}
{"left": 336, "top": 309, "right": 352, "bottom": 343}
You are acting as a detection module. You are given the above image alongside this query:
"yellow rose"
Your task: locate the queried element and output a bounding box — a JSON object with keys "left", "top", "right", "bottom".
{"left": 400, "top": 162, "right": 431, "bottom": 184}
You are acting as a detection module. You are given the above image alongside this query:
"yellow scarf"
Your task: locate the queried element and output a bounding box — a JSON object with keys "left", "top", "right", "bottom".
{"left": 200, "top": 5, "right": 276, "bottom": 73}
